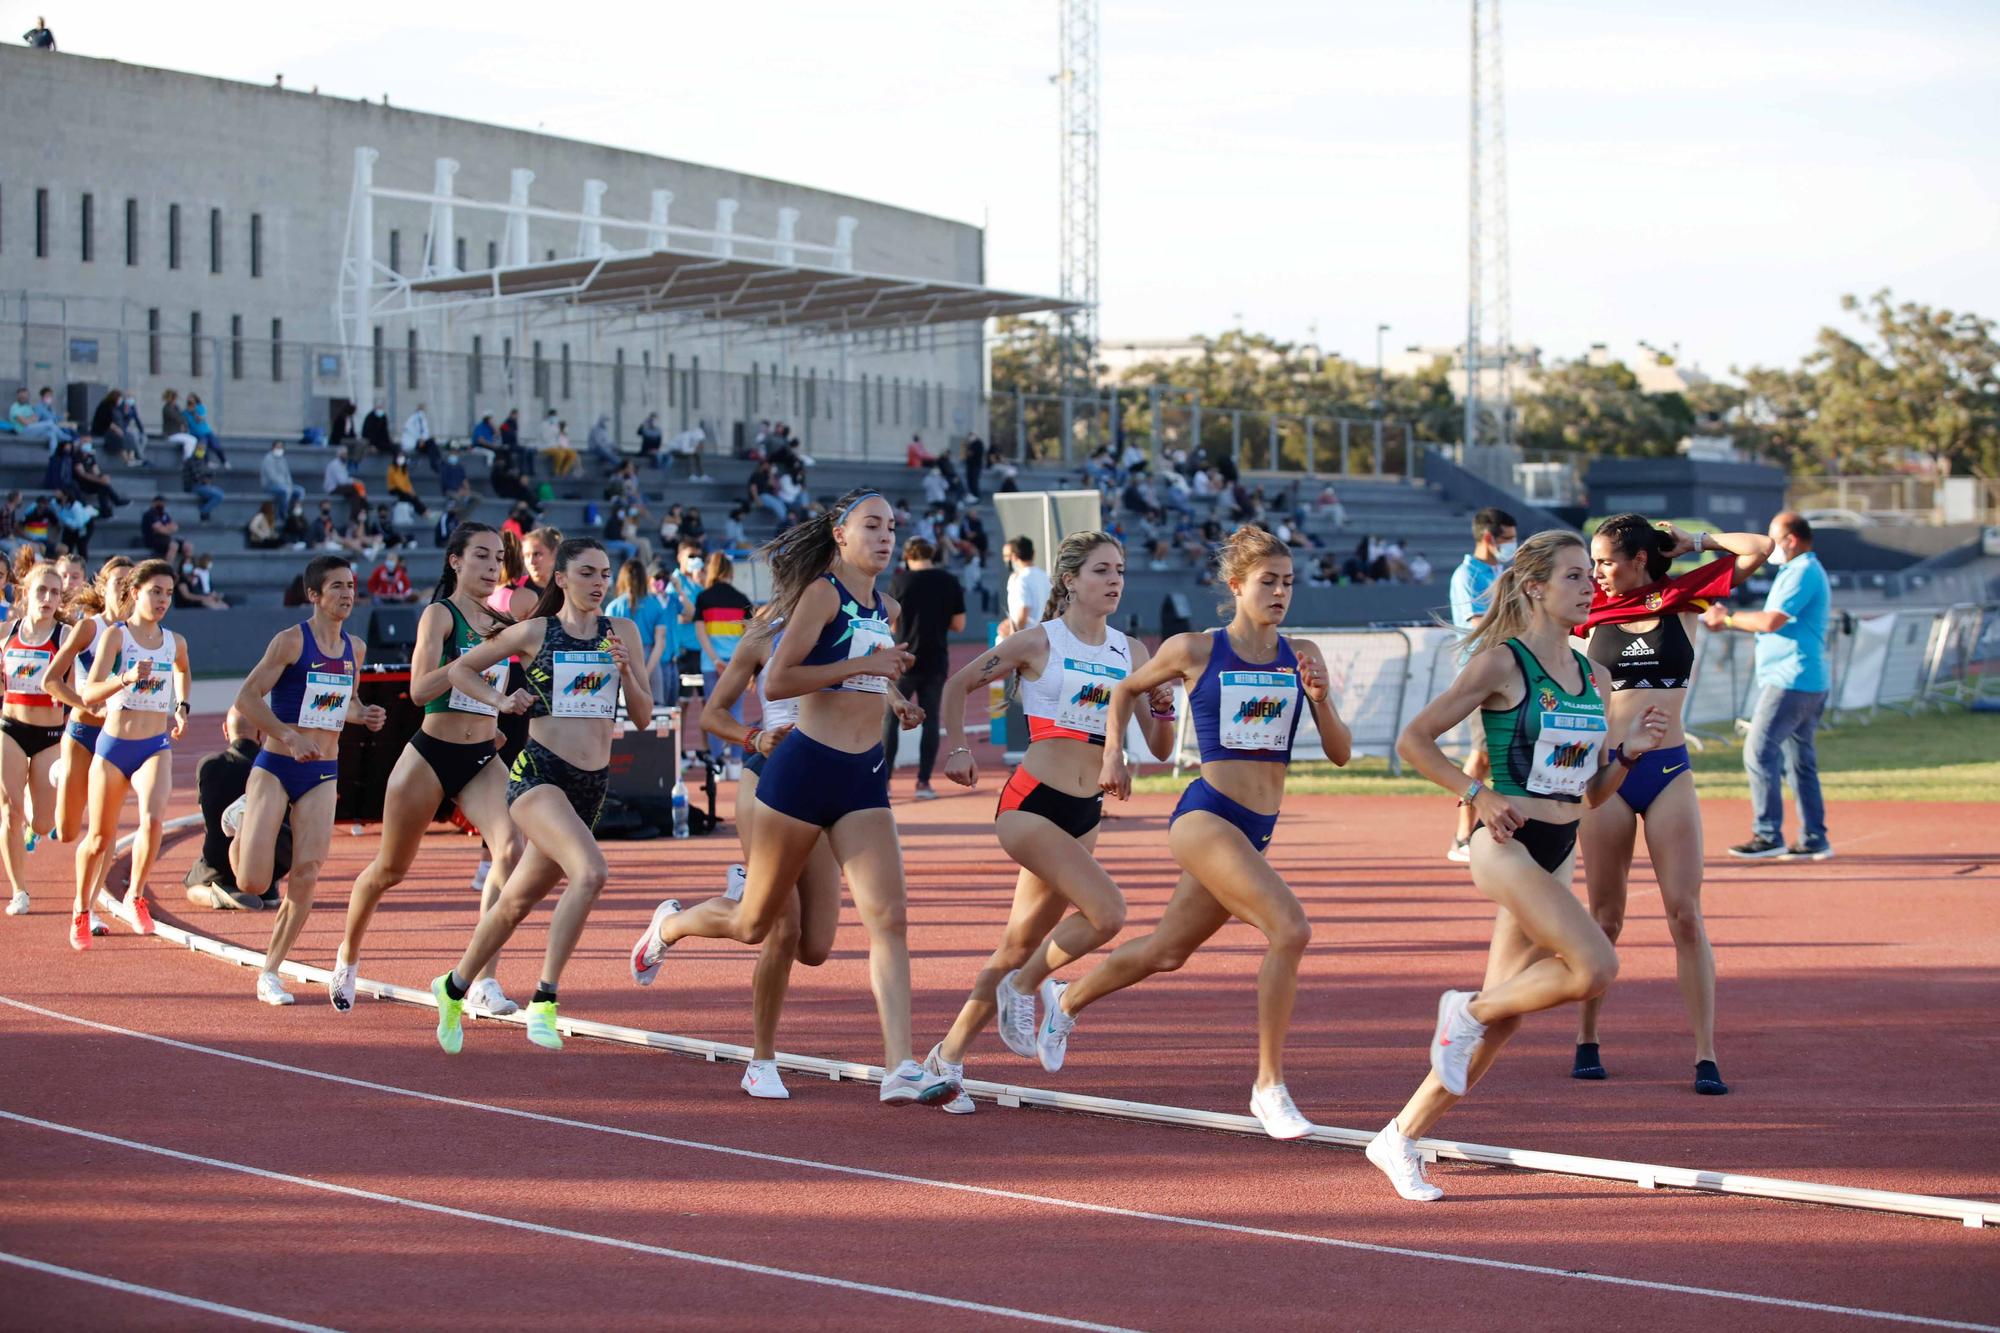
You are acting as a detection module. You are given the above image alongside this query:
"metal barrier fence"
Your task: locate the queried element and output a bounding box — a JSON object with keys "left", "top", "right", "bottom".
{"left": 1168, "top": 606, "right": 1999, "bottom": 773}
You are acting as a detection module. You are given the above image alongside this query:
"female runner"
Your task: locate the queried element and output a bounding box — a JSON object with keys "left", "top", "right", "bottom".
{"left": 1365, "top": 530, "right": 1667, "bottom": 1202}
{"left": 629, "top": 491, "right": 952, "bottom": 1106}
{"left": 44, "top": 557, "right": 134, "bottom": 937}
{"left": 1574, "top": 515, "right": 1770, "bottom": 1093}
{"left": 431, "top": 537, "right": 649, "bottom": 1052}
{"left": 1064, "top": 525, "right": 1353, "bottom": 1140}
{"left": 330, "top": 523, "right": 528, "bottom": 1014}
{"left": 921, "top": 531, "right": 1177, "bottom": 1113}
{"left": 1, "top": 556, "right": 71, "bottom": 916}
{"left": 689, "top": 610, "right": 840, "bottom": 1098}
{"left": 71, "top": 560, "right": 190, "bottom": 949}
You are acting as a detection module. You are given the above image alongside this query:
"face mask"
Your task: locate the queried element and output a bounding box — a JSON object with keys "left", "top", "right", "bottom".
{"left": 1769, "top": 543, "right": 1790, "bottom": 566}
{"left": 1495, "top": 539, "right": 1518, "bottom": 563}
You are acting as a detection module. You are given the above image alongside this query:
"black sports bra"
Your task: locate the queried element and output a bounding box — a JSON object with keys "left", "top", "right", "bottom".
{"left": 1586, "top": 614, "right": 1695, "bottom": 692}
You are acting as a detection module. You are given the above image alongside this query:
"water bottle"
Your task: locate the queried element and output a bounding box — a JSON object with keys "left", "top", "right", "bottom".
{"left": 670, "top": 777, "right": 690, "bottom": 839}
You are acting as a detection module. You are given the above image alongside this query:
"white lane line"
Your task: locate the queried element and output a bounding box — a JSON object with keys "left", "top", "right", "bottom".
{"left": 0, "top": 1249, "right": 343, "bottom": 1332}
{"left": 3, "top": 997, "right": 1992, "bottom": 1331}
{"left": 0, "top": 1110, "right": 1134, "bottom": 1333}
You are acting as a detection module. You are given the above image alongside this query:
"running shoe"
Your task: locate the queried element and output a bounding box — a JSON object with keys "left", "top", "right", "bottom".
{"left": 470, "top": 859, "right": 491, "bottom": 891}
{"left": 1364, "top": 1117, "right": 1443, "bottom": 1202}
{"left": 220, "top": 794, "right": 247, "bottom": 838}
{"left": 994, "top": 969, "right": 1038, "bottom": 1060}
{"left": 256, "top": 971, "right": 295, "bottom": 1006}
{"left": 1694, "top": 1059, "right": 1730, "bottom": 1096}
{"left": 741, "top": 1060, "right": 791, "bottom": 1100}
{"left": 879, "top": 1059, "right": 954, "bottom": 1105}
{"left": 1036, "top": 978, "right": 1075, "bottom": 1073}
{"left": 128, "top": 895, "right": 154, "bottom": 935}
{"left": 1571, "top": 1042, "right": 1607, "bottom": 1080}
{"left": 467, "top": 976, "right": 519, "bottom": 1016}
{"left": 1785, "top": 837, "right": 1835, "bottom": 862}
{"left": 1249, "top": 1082, "right": 1313, "bottom": 1140}
{"left": 328, "top": 961, "right": 358, "bottom": 1012}
{"left": 924, "top": 1043, "right": 975, "bottom": 1115}
{"left": 629, "top": 898, "right": 682, "bottom": 986}
{"left": 1445, "top": 838, "right": 1472, "bottom": 864}
{"left": 913, "top": 784, "right": 939, "bottom": 801}
{"left": 6, "top": 889, "right": 29, "bottom": 916}
{"left": 69, "top": 910, "right": 90, "bottom": 951}
{"left": 431, "top": 973, "right": 464, "bottom": 1055}
{"left": 1430, "top": 989, "right": 1486, "bottom": 1097}
{"left": 88, "top": 911, "right": 109, "bottom": 937}
{"left": 23, "top": 832, "right": 36, "bottom": 854}
{"left": 723, "top": 864, "right": 747, "bottom": 902}
{"left": 524, "top": 999, "right": 563, "bottom": 1050}
{"left": 1727, "top": 834, "right": 1787, "bottom": 860}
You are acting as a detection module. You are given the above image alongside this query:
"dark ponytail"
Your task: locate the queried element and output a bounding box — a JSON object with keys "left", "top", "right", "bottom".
{"left": 759, "top": 487, "right": 879, "bottom": 623}
{"left": 1597, "top": 512, "right": 1674, "bottom": 581}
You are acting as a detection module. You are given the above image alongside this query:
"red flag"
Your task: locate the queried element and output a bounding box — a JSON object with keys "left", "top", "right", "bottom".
{"left": 1576, "top": 555, "right": 1737, "bottom": 636}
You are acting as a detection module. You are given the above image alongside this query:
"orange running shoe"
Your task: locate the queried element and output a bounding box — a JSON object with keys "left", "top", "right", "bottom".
{"left": 69, "top": 912, "right": 91, "bottom": 951}
{"left": 129, "top": 895, "right": 155, "bottom": 935}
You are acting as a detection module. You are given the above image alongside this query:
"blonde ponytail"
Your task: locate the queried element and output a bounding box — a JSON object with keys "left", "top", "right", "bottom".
{"left": 1461, "top": 529, "right": 1584, "bottom": 658}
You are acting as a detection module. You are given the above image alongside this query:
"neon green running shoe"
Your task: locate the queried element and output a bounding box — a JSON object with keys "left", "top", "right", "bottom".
{"left": 431, "top": 973, "right": 465, "bottom": 1055}
{"left": 525, "top": 999, "right": 563, "bottom": 1050}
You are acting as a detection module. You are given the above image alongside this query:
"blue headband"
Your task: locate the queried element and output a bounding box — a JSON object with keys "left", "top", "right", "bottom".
{"left": 836, "top": 492, "right": 883, "bottom": 525}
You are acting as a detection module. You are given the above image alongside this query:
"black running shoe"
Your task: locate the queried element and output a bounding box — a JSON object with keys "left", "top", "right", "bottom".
{"left": 1571, "top": 1042, "right": 1606, "bottom": 1080}
{"left": 1694, "top": 1060, "right": 1730, "bottom": 1095}
{"left": 1728, "top": 834, "right": 1788, "bottom": 859}
{"left": 1786, "top": 837, "right": 1835, "bottom": 862}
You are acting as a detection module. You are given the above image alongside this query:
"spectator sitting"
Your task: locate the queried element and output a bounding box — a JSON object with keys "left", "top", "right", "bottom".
{"left": 498, "top": 408, "right": 527, "bottom": 474}
{"left": 182, "top": 441, "right": 225, "bottom": 523}
{"left": 184, "top": 393, "right": 225, "bottom": 467}
{"left": 679, "top": 505, "right": 706, "bottom": 547}
{"left": 175, "top": 554, "right": 228, "bottom": 609}
{"left": 70, "top": 443, "right": 124, "bottom": 514}
{"left": 586, "top": 414, "right": 621, "bottom": 472}
{"left": 117, "top": 390, "right": 149, "bottom": 457}
{"left": 1315, "top": 483, "right": 1347, "bottom": 529}
{"left": 366, "top": 552, "right": 416, "bottom": 602}
{"left": 723, "top": 504, "right": 748, "bottom": 549}
{"left": 905, "top": 433, "right": 937, "bottom": 468}
{"left": 54, "top": 488, "right": 95, "bottom": 558}
{"left": 261, "top": 439, "right": 306, "bottom": 511}
{"left": 140, "top": 495, "right": 180, "bottom": 560}
{"left": 0, "top": 492, "right": 24, "bottom": 561}
{"left": 375, "top": 501, "right": 413, "bottom": 550}
{"left": 10, "top": 386, "right": 72, "bottom": 451}
{"left": 601, "top": 500, "right": 640, "bottom": 567}
{"left": 246, "top": 501, "right": 285, "bottom": 550}
{"left": 361, "top": 399, "right": 395, "bottom": 459}
{"left": 161, "top": 389, "right": 197, "bottom": 462}
{"left": 469, "top": 413, "right": 498, "bottom": 458}
{"left": 279, "top": 499, "right": 310, "bottom": 548}
{"left": 42, "top": 437, "right": 75, "bottom": 494}
{"left": 1407, "top": 549, "right": 1433, "bottom": 583}
{"left": 438, "top": 445, "right": 471, "bottom": 502}
{"left": 91, "top": 389, "right": 135, "bottom": 463}
{"left": 489, "top": 450, "right": 533, "bottom": 505}
{"left": 323, "top": 451, "right": 366, "bottom": 521}
{"left": 400, "top": 402, "right": 443, "bottom": 473}
{"left": 385, "top": 454, "right": 428, "bottom": 516}
{"left": 636, "top": 412, "right": 663, "bottom": 464}
{"left": 666, "top": 424, "right": 711, "bottom": 480}
{"left": 538, "top": 411, "right": 578, "bottom": 477}
{"left": 920, "top": 465, "right": 949, "bottom": 507}
{"left": 1308, "top": 554, "right": 1338, "bottom": 588}
{"left": 184, "top": 708, "right": 292, "bottom": 910}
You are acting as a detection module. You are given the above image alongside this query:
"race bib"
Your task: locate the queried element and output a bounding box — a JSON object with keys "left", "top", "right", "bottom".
{"left": 1527, "top": 711, "right": 1606, "bottom": 798}
{"left": 449, "top": 662, "right": 510, "bottom": 717}
{"left": 297, "top": 671, "right": 355, "bottom": 732}
{"left": 842, "top": 613, "right": 895, "bottom": 695}
{"left": 1053, "top": 657, "right": 1124, "bottom": 736}
{"left": 551, "top": 650, "right": 616, "bottom": 718}
{"left": 120, "top": 659, "right": 174, "bottom": 713}
{"left": 5, "top": 645, "right": 52, "bottom": 696}
{"left": 1217, "top": 670, "right": 1296, "bottom": 751}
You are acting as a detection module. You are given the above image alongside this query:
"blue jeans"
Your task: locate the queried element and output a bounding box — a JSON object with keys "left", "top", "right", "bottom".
{"left": 703, "top": 666, "right": 741, "bottom": 761}
{"left": 1743, "top": 685, "right": 1827, "bottom": 843}
{"left": 191, "top": 483, "right": 225, "bottom": 519}
{"left": 266, "top": 483, "right": 305, "bottom": 510}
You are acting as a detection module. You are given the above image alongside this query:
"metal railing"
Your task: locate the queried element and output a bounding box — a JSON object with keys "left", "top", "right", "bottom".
{"left": 1788, "top": 476, "right": 2000, "bottom": 526}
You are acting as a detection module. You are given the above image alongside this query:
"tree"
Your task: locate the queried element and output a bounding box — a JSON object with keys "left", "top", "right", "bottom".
{"left": 1517, "top": 359, "right": 1690, "bottom": 457}
{"left": 1806, "top": 292, "right": 2000, "bottom": 477}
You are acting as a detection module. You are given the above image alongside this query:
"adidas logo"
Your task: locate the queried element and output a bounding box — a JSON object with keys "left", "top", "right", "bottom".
{"left": 1620, "top": 639, "right": 1653, "bottom": 657}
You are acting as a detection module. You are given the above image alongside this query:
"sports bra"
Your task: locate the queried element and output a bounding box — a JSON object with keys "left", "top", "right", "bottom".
{"left": 1483, "top": 639, "right": 1608, "bottom": 803}
{"left": 268, "top": 620, "right": 356, "bottom": 732}
{"left": 1585, "top": 614, "right": 1694, "bottom": 692}
{"left": 1188, "top": 629, "right": 1304, "bottom": 765}
{"left": 524, "top": 614, "right": 617, "bottom": 720}
{"left": 4, "top": 619, "right": 61, "bottom": 708}
{"left": 106, "top": 622, "right": 180, "bottom": 716}
{"left": 757, "top": 630, "right": 800, "bottom": 729}
{"left": 426, "top": 600, "right": 509, "bottom": 718}
{"left": 1020, "top": 618, "right": 1132, "bottom": 746}
{"left": 798, "top": 573, "right": 894, "bottom": 695}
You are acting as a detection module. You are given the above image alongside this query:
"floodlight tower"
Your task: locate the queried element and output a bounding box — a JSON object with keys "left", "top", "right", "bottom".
{"left": 1464, "top": 0, "right": 1513, "bottom": 448}
{"left": 1056, "top": 0, "right": 1100, "bottom": 402}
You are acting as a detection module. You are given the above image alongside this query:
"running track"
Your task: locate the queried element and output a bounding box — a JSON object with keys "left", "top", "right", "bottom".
{"left": 1, "top": 767, "right": 1994, "bottom": 1329}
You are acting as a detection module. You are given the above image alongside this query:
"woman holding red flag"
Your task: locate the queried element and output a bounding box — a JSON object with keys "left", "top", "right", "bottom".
{"left": 1573, "top": 515, "right": 1772, "bottom": 1095}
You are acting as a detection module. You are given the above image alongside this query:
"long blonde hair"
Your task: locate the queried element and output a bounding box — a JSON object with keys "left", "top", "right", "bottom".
{"left": 1461, "top": 529, "right": 1584, "bottom": 658}
{"left": 1042, "top": 530, "right": 1122, "bottom": 621}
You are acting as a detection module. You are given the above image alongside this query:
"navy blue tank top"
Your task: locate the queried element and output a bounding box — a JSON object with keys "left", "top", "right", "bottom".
{"left": 270, "top": 620, "right": 357, "bottom": 731}
{"left": 1188, "top": 629, "right": 1304, "bottom": 765}
{"left": 798, "top": 574, "right": 895, "bottom": 694}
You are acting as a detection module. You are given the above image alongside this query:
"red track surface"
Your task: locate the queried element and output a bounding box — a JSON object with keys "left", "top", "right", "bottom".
{"left": 2, "top": 760, "right": 1996, "bottom": 1330}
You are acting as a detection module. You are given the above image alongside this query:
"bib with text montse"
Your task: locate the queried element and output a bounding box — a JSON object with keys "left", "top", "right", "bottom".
{"left": 296, "top": 670, "right": 356, "bottom": 732}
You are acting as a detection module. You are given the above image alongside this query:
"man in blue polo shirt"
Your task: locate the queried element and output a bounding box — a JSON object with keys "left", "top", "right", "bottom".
{"left": 1704, "top": 511, "right": 1832, "bottom": 861}
{"left": 1443, "top": 506, "right": 1516, "bottom": 863}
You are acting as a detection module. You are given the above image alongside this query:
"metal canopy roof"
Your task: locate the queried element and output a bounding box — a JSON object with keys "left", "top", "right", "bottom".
{"left": 408, "top": 249, "right": 1078, "bottom": 332}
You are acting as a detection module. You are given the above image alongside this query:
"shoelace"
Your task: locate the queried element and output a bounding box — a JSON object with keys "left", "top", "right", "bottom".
{"left": 1264, "top": 1085, "right": 1303, "bottom": 1120}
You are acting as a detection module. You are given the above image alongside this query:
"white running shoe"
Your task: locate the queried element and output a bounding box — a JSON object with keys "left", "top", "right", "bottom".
{"left": 5, "top": 889, "right": 28, "bottom": 916}
{"left": 88, "top": 911, "right": 109, "bottom": 937}
{"left": 924, "top": 1043, "right": 975, "bottom": 1115}
{"left": 629, "top": 898, "right": 682, "bottom": 986}
{"left": 741, "top": 1060, "right": 791, "bottom": 1100}
{"left": 1036, "top": 978, "right": 1075, "bottom": 1073}
{"left": 1365, "top": 1117, "right": 1444, "bottom": 1202}
{"left": 994, "top": 969, "right": 1038, "bottom": 1060}
{"left": 1446, "top": 838, "right": 1472, "bottom": 864}
{"left": 1430, "top": 989, "right": 1487, "bottom": 1098}
{"left": 1249, "top": 1082, "right": 1314, "bottom": 1140}
{"left": 256, "top": 971, "right": 295, "bottom": 1006}
{"left": 723, "top": 864, "right": 747, "bottom": 902}
{"left": 467, "top": 976, "right": 519, "bottom": 1016}
{"left": 879, "top": 1059, "right": 954, "bottom": 1106}
{"left": 221, "top": 795, "right": 248, "bottom": 838}
{"left": 470, "top": 859, "right": 491, "bottom": 891}
{"left": 328, "top": 961, "right": 358, "bottom": 1012}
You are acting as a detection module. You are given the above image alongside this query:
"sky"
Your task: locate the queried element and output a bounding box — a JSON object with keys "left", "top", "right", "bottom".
{"left": 19, "top": 0, "right": 2000, "bottom": 379}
